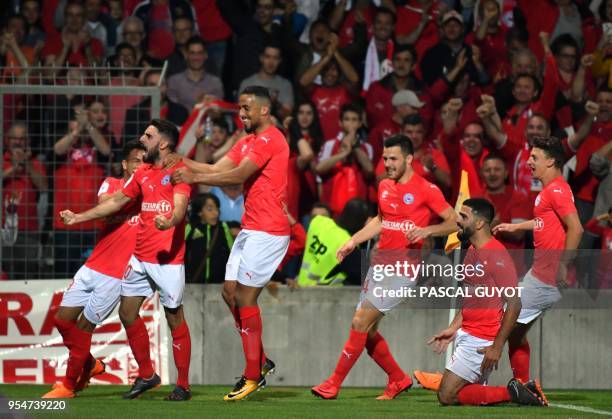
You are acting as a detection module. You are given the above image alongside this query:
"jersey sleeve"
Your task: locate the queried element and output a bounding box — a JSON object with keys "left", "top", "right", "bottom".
{"left": 97, "top": 178, "right": 117, "bottom": 196}
{"left": 492, "top": 249, "right": 518, "bottom": 289}
{"left": 122, "top": 172, "right": 141, "bottom": 198}
{"left": 173, "top": 182, "right": 192, "bottom": 196}
{"left": 246, "top": 136, "right": 274, "bottom": 168}
{"left": 426, "top": 182, "right": 452, "bottom": 215}
{"left": 551, "top": 184, "right": 578, "bottom": 218}
{"left": 226, "top": 138, "right": 245, "bottom": 166}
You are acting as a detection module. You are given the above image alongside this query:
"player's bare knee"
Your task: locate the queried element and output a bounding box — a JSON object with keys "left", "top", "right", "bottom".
{"left": 76, "top": 315, "right": 97, "bottom": 333}
{"left": 164, "top": 305, "right": 184, "bottom": 330}
{"left": 221, "top": 283, "right": 235, "bottom": 306}
{"left": 119, "top": 305, "right": 137, "bottom": 326}
{"left": 437, "top": 388, "right": 456, "bottom": 406}
{"left": 351, "top": 314, "right": 369, "bottom": 333}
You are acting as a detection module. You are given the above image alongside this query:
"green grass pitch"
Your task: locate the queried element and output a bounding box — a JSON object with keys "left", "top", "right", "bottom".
{"left": 1, "top": 385, "right": 612, "bottom": 418}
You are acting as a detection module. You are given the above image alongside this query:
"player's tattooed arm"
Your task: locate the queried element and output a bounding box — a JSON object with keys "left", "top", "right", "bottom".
{"left": 492, "top": 219, "right": 535, "bottom": 234}
{"left": 60, "top": 192, "right": 131, "bottom": 225}
{"left": 154, "top": 193, "right": 188, "bottom": 231}
{"left": 337, "top": 215, "right": 383, "bottom": 262}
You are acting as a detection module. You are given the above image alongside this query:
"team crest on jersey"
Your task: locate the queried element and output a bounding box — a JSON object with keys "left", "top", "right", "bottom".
{"left": 403, "top": 193, "right": 414, "bottom": 205}
{"left": 241, "top": 144, "right": 248, "bottom": 154}
{"left": 161, "top": 174, "right": 171, "bottom": 185}
{"left": 534, "top": 217, "right": 544, "bottom": 231}
{"left": 381, "top": 190, "right": 389, "bottom": 200}
{"left": 535, "top": 194, "right": 541, "bottom": 206}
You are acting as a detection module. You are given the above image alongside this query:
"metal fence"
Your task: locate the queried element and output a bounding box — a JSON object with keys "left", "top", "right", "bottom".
{"left": 1, "top": 66, "right": 162, "bottom": 279}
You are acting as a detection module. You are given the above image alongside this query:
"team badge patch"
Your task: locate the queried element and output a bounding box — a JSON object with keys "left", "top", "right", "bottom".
{"left": 403, "top": 193, "right": 414, "bottom": 205}
{"left": 161, "top": 174, "right": 171, "bottom": 185}
{"left": 535, "top": 194, "right": 541, "bottom": 206}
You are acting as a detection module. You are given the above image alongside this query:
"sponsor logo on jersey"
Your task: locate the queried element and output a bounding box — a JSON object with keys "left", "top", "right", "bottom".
{"left": 403, "top": 193, "right": 414, "bottom": 205}
{"left": 161, "top": 174, "right": 171, "bottom": 185}
{"left": 381, "top": 219, "right": 416, "bottom": 231}
{"left": 141, "top": 200, "right": 172, "bottom": 215}
{"left": 381, "top": 190, "right": 389, "bottom": 200}
{"left": 127, "top": 215, "right": 141, "bottom": 226}
{"left": 534, "top": 217, "right": 544, "bottom": 231}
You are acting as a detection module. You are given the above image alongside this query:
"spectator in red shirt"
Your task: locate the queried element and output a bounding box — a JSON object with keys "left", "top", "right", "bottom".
{"left": 315, "top": 104, "right": 374, "bottom": 216}
{"left": 480, "top": 154, "right": 531, "bottom": 269}
{"left": 365, "top": 44, "right": 426, "bottom": 128}
{"left": 53, "top": 104, "right": 109, "bottom": 278}
{"left": 1, "top": 14, "right": 37, "bottom": 82}
{"left": 441, "top": 99, "right": 488, "bottom": 199}
{"left": 41, "top": 1, "right": 104, "bottom": 68}
{"left": 285, "top": 100, "right": 324, "bottom": 217}
{"left": 191, "top": 0, "right": 232, "bottom": 77}
{"left": 584, "top": 209, "right": 612, "bottom": 288}
{"left": 551, "top": 34, "right": 596, "bottom": 105}
{"left": 468, "top": 0, "right": 509, "bottom": 81}
{"left": 492, "top": 46, "right": 538, "bottom": 119}
{"left": 362, "top": 6, "right": 397, "bottom": 92}
{"left": 2, "top": 122, "right": 47, "bottom": 279}
{"left": 300, "top": 33, "right": 358, "bottom": 140}
{"left": 369, "top": 89, "right": 424, "bottom": 163}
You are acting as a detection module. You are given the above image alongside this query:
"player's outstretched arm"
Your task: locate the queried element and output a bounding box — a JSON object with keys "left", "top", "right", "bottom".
{"left": 182, "top": 155, "right": 237, "bottom": 175}
{"left": 60, "top": 192, "right": 131, "bottom": 225}
{"left": 337, "top": 216, "right": 382, "bottom": 262}
{"left": 492, "top": 219, "right": 535, "bottom": 234}
{"left": 154, "top": 193, "right": 189, "bottom": 231}
{"left": 479, "top": 295, "right": 521, "bottom": 374}
{"left": 174, "top": 158, "right": 258, "bottom": 186}
{"left": 428, "top": 311, "right": 462, "bottom": 354}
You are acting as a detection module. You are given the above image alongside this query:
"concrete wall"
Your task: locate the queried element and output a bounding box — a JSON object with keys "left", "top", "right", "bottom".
{"left": 171, "top": 285, "right": 612, "bottom": 389}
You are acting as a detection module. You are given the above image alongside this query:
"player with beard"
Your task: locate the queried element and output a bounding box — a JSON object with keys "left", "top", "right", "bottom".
{"left": 43, "top": 140, "right": 145, "bottom": 399}
{"left": 427, "top": 198, "right": 546, "bottom": 407}
{"left": 493, "top": 136, "right": 583, "bottom": 386}
{"left": 172, "top": 86, "right": 290, "bottom": 401}
{"left": 60, "top": 119, "right": 193, "bottom": 401}
{"left": 311, "top": 135, "right": 457, "bottom": 400}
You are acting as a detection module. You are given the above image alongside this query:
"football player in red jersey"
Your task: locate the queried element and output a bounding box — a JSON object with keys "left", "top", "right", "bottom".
{"left": 429, "top": 198, "right": 546, "bottom": 407}
{"left": 43, "top": 140, "right": 145, "bottom": 398}
{"left": 172, "top": 86, "right": 290, "bottom": 401}
{"left": 493, "top": 136, "right": 583, "bottom": 386}
{"left": 311, "top": 135, "right": 457, "bottom": 400}
{"left": 60, "top": 119, "right": 194, "bottom": 401}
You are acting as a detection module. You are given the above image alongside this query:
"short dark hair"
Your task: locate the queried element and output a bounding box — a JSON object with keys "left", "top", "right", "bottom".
{"left": 463, "top": 198, "right": 495, "bottom": 224}
{"left": 240, "top": 85, "right": 271, "bottom": 104}
{"left": 402, "top": 114, "right": 424, "bottom": 127}
{"left": 121, "top": 139, "right": 146, "bottom": 160}
{"left": 150, "top": 118, "right": 179, "bottom": 150}
{"left": 336, "top": 198, "right": 370, "bottom": 235}
{"left": 531, "top": 136, "right": 566, "bottom": 168}
{"left": 482, "top": 153, "right": 506, "bottom": 166}
{"left": 374, "top": 6, "right": 396, "bottom": 24}
{"left": 186, "top": 36, "right": 206, "bottom": 51}
{"left": 528, "top": 112, "right": 551, "bottom": 130}
{"left": 340, "top": 103, "right": 362, "bottom": 120}
{"left": 514, "top": 73, "right": 541, "bottom": 93}
{"left": 312, "top": 201, "right": 332, "bottom": 216}
{"left": 383, "top": 134, "right": 414, "bottom": 156}
{"left": 393, "top": 44, "right": 417, "bottom": 62}
{"left": 310, "top": 18, "right": 330, "bottom": 32}
{"left": 551, "top": 33, "right": 580, "bottom": 57}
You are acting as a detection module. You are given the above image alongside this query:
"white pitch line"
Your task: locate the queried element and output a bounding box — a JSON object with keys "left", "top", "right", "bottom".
{"left": 550, "top": 403, "right": 612, "bottom": 417}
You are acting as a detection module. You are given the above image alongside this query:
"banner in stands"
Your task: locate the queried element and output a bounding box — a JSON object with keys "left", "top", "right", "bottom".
{"left": 0, "top": 280, "right": 169, "bottom": 385}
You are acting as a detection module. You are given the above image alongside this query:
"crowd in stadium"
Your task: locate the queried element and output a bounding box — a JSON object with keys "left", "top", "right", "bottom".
{"left": 2, "top": 0, "right": 612, "bottom": 283}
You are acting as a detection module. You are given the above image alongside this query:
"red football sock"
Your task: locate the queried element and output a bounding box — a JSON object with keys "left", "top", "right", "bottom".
{"left": 239, "top": 306, "right": 263, "bottom": 381}
{"left": 329, "top": 329, "right": 368, "bottom": 387}
{"left": 171, "top": 321, "right": 191, "bottom": 389}
{"left": 125, "top": 317, "right": 155, "bottom": 379}
{"left": 457, "top": 384, "right": 511, "bottom": 405}
{"left": 55, "top": 318, "right": 77, "bottom": 350}
{"left": 230, "top": 304, "right": 267, "bottom": 366}
{"left": 63, "top": 327, "right": 92, "bottom": 391}
{"left": 366, "top": 331, "right": 405, "bottom": 383}
{"left": 509, "top": 339, "right": 530, "bottom": 382}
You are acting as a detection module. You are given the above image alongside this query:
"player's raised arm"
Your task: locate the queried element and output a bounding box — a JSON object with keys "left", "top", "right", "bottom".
{"left": 337, "top": 215, "right": 382, "bottom": 262}
{"left": 181, "top": 154, "right": 237, "bottom": 175}
{"left": 60, "top": 191, "right": 132, "bottom": 226}
{"left": 154, "top": 192, "right": 189, "bottom": 231}
{"left": 492, "top": 219, "right": 535, "bottom": 234}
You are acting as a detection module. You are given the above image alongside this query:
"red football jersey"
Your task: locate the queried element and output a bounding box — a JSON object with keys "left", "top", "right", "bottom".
{"left": 86, "top": 177, "right": 141, "bottom": 279}
{"left": 122, "top": 162, "right": 191, "bottom": 264}
{"left": 461, "top": 238, "right": 518, "bottom": 341}
{"left": 377, "top": 173, "right": 451, "bottom": 249}
{"left": 226, "top": 125, "right": 290, "bottom": 236}
{"left": 532, "top": 176, "right": 577, "bottom": 283}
